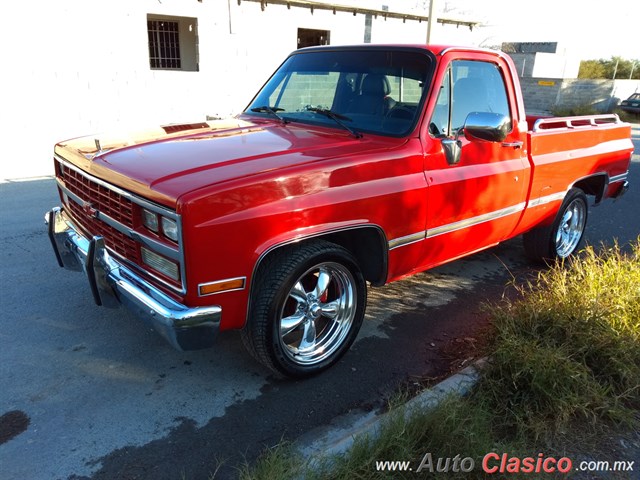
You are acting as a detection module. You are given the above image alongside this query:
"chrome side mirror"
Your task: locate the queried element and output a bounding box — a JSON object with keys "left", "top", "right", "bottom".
{"left": 441, "top": 112, "right": 511, "bottom": 165}
{"left": 463, "top": 112, "right": 510, "bottom": 142}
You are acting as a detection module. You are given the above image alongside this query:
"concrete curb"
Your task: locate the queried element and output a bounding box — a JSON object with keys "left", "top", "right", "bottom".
{"left": 296, "top": 359, "right": 486, "bottom": 466}
{"left": 0, "top": 175, "right": 54, "bottom": 184}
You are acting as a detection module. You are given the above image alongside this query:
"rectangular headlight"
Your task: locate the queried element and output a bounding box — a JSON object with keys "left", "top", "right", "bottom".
{"left": 142, "top": 209, "right": 159, "bottom": 232}
{"left": 161, "top": 217, "right": 179, "bottom": 242}
{"left": 141, "top": 247, "right": 180, "bottom": 281}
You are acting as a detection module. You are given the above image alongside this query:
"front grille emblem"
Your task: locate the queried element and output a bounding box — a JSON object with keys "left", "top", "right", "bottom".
{"left": 82, "top": 201, "right": 98, "bottom": 218}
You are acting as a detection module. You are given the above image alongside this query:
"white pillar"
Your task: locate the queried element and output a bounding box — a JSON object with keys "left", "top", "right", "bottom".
{"left": 426, "top": 0, "right": 437, "bottom": 44}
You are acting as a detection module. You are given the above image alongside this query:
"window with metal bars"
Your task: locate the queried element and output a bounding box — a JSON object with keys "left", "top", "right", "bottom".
{"left": 146, "top": 15, "right": 198, "bottom": 71}
{"left": 148, "top": 20, "right": 182, "bottom": 69}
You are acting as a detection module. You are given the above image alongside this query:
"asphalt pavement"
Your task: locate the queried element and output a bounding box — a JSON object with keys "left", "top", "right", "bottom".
{"left": 0, "top": 126, "right": 638, "bottom": 479}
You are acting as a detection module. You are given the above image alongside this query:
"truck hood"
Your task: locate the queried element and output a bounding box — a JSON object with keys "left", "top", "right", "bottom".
{"left": 55, "top": 117, "right": 403, "bottom": 208}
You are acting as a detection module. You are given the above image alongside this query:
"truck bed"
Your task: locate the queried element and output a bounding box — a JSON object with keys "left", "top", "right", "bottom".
{"left": 516, "top": 113, "right": 633, "bottom": 234}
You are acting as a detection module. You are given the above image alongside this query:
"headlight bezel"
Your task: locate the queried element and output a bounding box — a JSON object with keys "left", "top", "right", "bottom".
{"left": 161, "top": 217, "right": 179, "bottom": 242}
{"left": 137, "top": 205, "right": 184, "bottom": 289}
{"left": 141, "top": 208, "right": 180, "bottom": 244}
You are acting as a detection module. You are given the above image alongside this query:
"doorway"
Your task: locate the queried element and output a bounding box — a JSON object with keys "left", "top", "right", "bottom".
{"left": 297, "top": 28, "right": 330, "bottom": 48}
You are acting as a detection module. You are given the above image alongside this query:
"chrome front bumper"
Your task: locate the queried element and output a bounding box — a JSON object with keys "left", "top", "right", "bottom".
{"left": 45, "top": 207, "right": 221, "bottom": 350}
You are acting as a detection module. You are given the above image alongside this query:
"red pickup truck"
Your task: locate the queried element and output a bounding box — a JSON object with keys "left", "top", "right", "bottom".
{"left": 46, "top": 45, "right": 633, "bottom": 377}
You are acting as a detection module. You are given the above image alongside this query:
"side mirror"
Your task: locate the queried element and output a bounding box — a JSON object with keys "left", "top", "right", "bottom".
{"left": 442, "top": 138, "right": 462, "bottom": 165}
{"left": 440, "top": 112, "right": 511, "bottom": 166}
{"left": 463, "top": 112, "right": 511, "bottom": 142}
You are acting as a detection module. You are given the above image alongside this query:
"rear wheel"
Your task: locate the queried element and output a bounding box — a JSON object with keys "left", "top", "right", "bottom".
{"left": 523, "top": 188, "right": 588, "bottom": 262}
{"left": 242, "top": 240, "right": 366, "bottom": 378}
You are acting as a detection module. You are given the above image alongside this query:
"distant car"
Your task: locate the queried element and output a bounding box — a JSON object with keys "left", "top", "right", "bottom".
{"left": 619, "top": 93, "right": 640, "bottom": 114}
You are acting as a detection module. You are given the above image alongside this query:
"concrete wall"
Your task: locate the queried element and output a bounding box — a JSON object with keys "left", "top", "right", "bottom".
{"left": 518, "top": 78, "right": 562, "bottom": 113}
{"left": 519, "top": 78, "right": 640, "bottom": 114}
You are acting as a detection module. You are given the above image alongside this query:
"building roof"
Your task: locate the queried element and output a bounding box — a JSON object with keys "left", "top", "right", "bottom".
{"left": 238, "top": 0, "right": 479, "bottom": 30}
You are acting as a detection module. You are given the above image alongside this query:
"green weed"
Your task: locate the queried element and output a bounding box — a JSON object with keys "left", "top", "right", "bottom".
{"left": 242, "top": 239, "right": 640, "bottom": 479}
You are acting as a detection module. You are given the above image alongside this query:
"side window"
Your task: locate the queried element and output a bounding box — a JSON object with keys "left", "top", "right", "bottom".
{"left": 430, "top": 60, "right": 511, "bottom": 137}
{"left": 430, "top": 68, "right": 452, "bottom": 136}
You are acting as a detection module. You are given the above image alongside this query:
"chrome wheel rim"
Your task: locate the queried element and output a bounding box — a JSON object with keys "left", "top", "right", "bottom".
{"left": 555, "top": 198, "right": 586, "bottom": 258}
{"left": 278, "top": 262, "right": 357, "bottom": 366}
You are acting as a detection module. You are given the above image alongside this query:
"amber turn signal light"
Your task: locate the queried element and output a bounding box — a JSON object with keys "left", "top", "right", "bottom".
{"left": 198, "top": 277, "right": 246, "bottom": 296}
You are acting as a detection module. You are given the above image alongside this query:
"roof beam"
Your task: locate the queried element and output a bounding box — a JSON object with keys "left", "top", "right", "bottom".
{"left": 237, "top": 0, "right": 478, "bottom": 30}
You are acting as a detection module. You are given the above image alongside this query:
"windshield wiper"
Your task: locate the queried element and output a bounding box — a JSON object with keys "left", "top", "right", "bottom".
{"left": 305, "top": 107, "right": 362, "bottom": 139}
{"left": 250, "top": 106, "right": 289, "bottom": 124}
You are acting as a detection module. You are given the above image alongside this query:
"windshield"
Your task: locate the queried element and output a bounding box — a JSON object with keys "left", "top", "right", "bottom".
{"left": 245, "top": 48, "right": 434, "bottom": 137}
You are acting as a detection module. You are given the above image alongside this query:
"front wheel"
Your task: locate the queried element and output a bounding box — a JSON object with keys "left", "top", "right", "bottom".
{"left": 242, "top": 241, "right": 366, "bottom": 378}
{"left": 523, "top": 188, "right": 588, "bottom": 262}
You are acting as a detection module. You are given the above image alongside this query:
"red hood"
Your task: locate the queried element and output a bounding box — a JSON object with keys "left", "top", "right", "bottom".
{"left": 55, "top": 117, "right": 403, "bottom": 207}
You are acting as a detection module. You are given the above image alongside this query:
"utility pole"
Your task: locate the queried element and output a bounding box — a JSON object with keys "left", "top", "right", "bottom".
{"left": 364, "top": 13, "right": 372, "bottom": 43}
{"left": 426, "top": 0, "right": 437, "bottom": 44}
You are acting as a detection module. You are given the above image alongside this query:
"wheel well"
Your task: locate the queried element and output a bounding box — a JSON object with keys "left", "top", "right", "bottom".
{"left": 321, "top": 227, "right": 388, "bottom": 286}
{"left": 254, "top": 226, "right": 388, "bottom": 288}
{"left": 572, "top": 174, "right": 606, "bottom": 204}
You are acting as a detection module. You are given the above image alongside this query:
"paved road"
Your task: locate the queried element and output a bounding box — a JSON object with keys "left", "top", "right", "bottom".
{"left": 1, "top": 127, "right": 638, "bottom": 480}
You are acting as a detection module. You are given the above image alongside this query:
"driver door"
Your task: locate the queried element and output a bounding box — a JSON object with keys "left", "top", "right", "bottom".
{"left": 421, "top": 55, "right": 528, "bottom": 268}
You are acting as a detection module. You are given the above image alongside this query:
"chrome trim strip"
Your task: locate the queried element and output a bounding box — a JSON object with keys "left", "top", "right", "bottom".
{"left": 57, "top": 177, "right": 90, "bottom": 208}
{"left": 609, "top": 172, "right": 629, "bottom": 183}
{"left": 426, "top": 202, "right": 526, "bottom": 239}
{"left": 388, "top": 202, "right": 526, "bottom": 249}
{"left": 111, "top": 219, "right": 180, "bottom": 261}
{"left": 55, "top": 155, "right": 186, "bottom": 294}
{"left": 388, "top": 231, "right": 425, "bottom": 250}
{"left": 527, "top": 191, "right": 566, "bottom": 208}
{"left": 198, "top": 277, "right": 247, "bottom": 297}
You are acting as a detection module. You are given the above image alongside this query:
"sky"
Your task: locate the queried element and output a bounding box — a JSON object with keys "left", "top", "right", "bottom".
{"left": 374, "top": 0, "right": 640, "bottom": 60}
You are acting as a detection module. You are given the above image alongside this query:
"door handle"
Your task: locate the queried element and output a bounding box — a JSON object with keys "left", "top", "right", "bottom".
{"left": 502, "top": 141, "right": 523, "bottom": 149}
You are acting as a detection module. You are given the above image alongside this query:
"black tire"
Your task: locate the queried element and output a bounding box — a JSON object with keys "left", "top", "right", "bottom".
{"left": 242, "top": 240, "right": 366, "bottom": 378}
{"left": 523, "top": 188, "right": 588, "bottom": 263}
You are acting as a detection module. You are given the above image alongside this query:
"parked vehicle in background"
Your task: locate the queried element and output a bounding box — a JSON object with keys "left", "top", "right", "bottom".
{"left": 619, "top": 93, "right": 640, "bottom": 114}
{"left": 46, "top": 44, "right": 634, "bottom": 377}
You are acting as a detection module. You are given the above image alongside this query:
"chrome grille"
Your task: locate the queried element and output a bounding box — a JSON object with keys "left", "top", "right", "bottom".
{"left": 55, "top": 157, "right": 185, "bottom": 293}
{"left": 62, "top": 164, "right": 135, "bottom": 228}
{"left": 58, "top": 160, "right": 140, "bottom": 264}
{"left": 66, "top": 199, "right": 142, "bottom": 264}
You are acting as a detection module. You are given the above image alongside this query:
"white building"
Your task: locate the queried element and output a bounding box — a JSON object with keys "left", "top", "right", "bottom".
{"left": 504, "top": 42, "right": 581, "bottom": 79}
{"left": 1, "top": 0, "right": 480, "bottom": 180}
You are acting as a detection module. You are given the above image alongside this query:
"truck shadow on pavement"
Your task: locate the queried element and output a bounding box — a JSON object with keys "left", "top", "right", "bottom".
{"left": 67, "top": 243, "right": 526, "bottom": 480}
